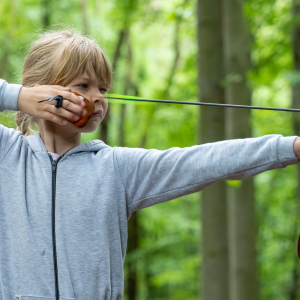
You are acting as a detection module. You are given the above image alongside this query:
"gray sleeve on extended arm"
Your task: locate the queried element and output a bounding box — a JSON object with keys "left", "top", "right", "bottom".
{"left": 0, "top": 79, "right": 23, "bottom": 164}
{"left": 0, "top": 78, "right": 22, "bottom": 112}
{"left": 113, "top": 134, "right": 299, "bottom": 218}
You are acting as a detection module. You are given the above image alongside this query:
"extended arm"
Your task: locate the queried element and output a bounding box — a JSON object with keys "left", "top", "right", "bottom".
{"left": 114, "top": 135, "right": 300, "bottom": 218}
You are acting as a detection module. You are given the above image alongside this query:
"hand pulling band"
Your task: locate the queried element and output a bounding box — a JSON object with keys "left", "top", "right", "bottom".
{"left": 38, "top": 95, "right": 64, "bottom": 108}
{"left": 38, "top": 92, "right": 95, "bottom": 128}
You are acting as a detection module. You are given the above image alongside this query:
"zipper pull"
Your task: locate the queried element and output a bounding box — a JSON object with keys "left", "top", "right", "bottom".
{"left": 52, "top": 161, "right": 57, "bottom": 173}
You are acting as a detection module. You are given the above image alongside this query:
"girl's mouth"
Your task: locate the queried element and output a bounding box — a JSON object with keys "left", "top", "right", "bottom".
{"left": 92, "top": 110, "right": 102, "bottom": 118}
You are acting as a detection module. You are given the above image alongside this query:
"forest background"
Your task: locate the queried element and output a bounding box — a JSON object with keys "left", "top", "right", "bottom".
{"left": 1, "top": 0, "right": 300, "bottom": 299}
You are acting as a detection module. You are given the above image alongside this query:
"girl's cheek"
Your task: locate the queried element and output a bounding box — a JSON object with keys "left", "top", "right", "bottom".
{"left": 101, "top": 104, "right": 107, "bottom": 115}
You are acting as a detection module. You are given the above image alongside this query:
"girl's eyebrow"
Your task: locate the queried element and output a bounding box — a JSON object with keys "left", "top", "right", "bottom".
{"left": 77, "top": 76, "right": 90, "bottom": 81}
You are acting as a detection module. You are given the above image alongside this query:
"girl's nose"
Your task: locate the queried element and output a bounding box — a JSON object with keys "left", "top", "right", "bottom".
{"left": 91, "top": 92, "right": 105, "bottom": 105}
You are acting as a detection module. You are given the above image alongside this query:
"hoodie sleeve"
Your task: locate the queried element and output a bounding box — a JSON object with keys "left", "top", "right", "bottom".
{"left": 0, "top": 79, "right": 23, "bottom": 164}
{"left": 0, "top": 78, "right": 22, "bottom": 112}
{"left": 113, "top": 134, "right": 299, "bottom": 218}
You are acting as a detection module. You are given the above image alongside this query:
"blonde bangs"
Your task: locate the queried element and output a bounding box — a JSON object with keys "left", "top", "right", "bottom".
{"left": 51, "top": 37, "right": 112, "bottom": 88}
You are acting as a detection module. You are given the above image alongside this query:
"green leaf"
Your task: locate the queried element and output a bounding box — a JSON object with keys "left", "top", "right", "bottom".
{"left": 226, "top": 180, "right": 242, "bottom": 187}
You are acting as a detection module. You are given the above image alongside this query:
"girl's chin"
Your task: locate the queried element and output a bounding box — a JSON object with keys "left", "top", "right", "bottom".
{"left": 80, "top": 127, "right": 99, "bottom": 133}
{"left": 68, "top": 118, "right": 101, "bottom": 133}
{"left": 77, "top": 123, "right": 100, "bottom": 133}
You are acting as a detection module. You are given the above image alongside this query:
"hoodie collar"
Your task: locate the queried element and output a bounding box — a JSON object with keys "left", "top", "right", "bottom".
{"left": 26, "top": 132, "right": 110, "bottom": 157}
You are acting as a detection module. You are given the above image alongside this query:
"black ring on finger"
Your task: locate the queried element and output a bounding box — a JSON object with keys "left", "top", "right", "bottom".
{"left": 53, "top": 95, "right": 64, "bottom": 108}
{"left": 38, "top": 95, "right": 64, "bottom": 108}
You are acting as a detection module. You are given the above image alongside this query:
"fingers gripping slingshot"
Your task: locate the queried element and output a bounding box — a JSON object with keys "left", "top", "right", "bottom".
{"left": 38, "top": 92, "right": 95, "bottom": 128}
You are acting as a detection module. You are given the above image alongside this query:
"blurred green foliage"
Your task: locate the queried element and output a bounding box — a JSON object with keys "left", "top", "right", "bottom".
{"left": 1, "top": 0, "right": 299, "bottom": 299}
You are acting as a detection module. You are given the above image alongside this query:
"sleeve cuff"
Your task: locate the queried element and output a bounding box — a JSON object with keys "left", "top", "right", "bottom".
{"left": 278, "top": 136, "right": 299, "bottom": 167}
{"left": 0, "top": 80, "right": 22, "bottom": 112}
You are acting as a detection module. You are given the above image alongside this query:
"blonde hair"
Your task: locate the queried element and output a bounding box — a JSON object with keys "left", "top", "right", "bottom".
{"left": 16, "top": 28, "right": 112, "bottom": 136}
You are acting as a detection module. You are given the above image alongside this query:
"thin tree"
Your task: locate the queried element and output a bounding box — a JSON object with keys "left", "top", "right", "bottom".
{"left": 142, "top": 6, "right": 186, "bottom": 298}
{"left": 80, "top": 0, "right": 89, "bottom": 35}
{"left": 119, "top": 31, "right": 132, "bottom": 147}
{"left": 41, "top": 0, "right": 51, "bottom": 28}
{"left": 120, "top": 31, "right": 140, "bottom": 300}
{"left": 197, "top": 0, "right": 228, "bottom": 299}
{"left": 0, "top": 38, "right": 9, "bottom": 79}
{"left": 138, "top": 3, "right": 185, "bottom": 150}
{"left": 101, "top": 29, "right": 127, "bottom": 144}
{"left": 223, "top": 0, "right": 257, "bottom": 299}
{"left": 101, "top": 0, "right": 137, "bottom": 144}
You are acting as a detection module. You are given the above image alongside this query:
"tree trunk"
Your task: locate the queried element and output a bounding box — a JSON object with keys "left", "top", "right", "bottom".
{"left": 163, "top": 13, "right": 181, "bottom": 99}
{"left": 120, "top": 31, "right": 139, "bottom": 300}
{"left": 0, "top": 49, "right": 9, "bottom": 79}
{"left": 100, "top": 30, "right": 127, "bottom": 144}
{"left": 137, "top": 9, "right": 183, "bottom": 150}
{"left": 126, "top": 211, "right": 139, "bottom": 300}
{"left": 288, "top": 0, "right": 300, "bottom": 298}
{"left": 197, "top": 0, "right": 228, "bottom": 299}
{"left": 41, "top": 0, "right": 51, "bottom": 28}
{"left": 223, "top": 0, "right": 257, "bottom": 299}
{"left": 80, "top": 0, "right": 89, "bottom": 35}
{"left": 141, "top": 10, "right": 184, "bottom": 298}
{"left": 119, "top": 32, "right": 132, "bottom": 147}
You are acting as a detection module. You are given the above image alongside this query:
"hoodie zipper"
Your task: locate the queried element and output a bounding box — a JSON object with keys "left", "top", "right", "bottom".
{"left": 49, "top": 155, "right": 60, "bottom": 300}
{"left": 48, "top": 151, "right": 70, "bottom": 300}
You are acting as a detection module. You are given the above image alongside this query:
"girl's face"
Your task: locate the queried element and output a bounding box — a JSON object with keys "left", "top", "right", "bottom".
{"left": 65, "top": 68, "right": 109, "bottom": 133}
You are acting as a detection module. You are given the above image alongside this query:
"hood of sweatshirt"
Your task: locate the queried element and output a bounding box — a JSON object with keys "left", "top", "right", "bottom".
{"left": 27, "top": 132, "right": 110, "bottom": 157}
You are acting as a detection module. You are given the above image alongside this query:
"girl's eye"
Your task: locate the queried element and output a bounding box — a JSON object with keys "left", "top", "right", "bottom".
{"left": 100, "top": 89, "right": 107, "bottom": 94}
{"left": 78, "top": 84, "right": 88, "bottom": 88}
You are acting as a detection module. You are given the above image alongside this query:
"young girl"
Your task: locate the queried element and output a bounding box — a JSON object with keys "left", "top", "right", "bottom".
{"left": 0, "top": 29, "right": 300, "bottom": 300}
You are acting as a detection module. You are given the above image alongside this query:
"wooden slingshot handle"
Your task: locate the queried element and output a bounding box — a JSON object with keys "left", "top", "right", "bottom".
{"left": 71, "top": 92, "right": 95, "bottom": 128}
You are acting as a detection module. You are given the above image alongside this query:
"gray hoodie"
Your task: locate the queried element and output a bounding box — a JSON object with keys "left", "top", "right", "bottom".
{"left": 0, "top": 78, "right": 299, "bottom": 300}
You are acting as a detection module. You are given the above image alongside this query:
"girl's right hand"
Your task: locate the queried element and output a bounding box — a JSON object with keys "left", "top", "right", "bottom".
{"left": 18, "top": 85, "right": 87, "bottom": 125}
